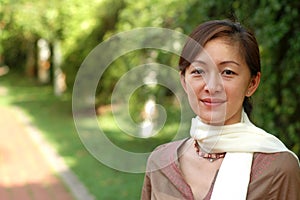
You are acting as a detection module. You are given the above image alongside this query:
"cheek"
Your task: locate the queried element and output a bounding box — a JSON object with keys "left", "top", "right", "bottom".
{"left": 224, "top": 82, "right": 248, "bottom": 103}
{"left": 185, "top": 82, "right": 201, "bottom": 109}
{"left": 186, "top": 86, "right": 198, "bottom": 103}
{"left": 185, "top": 80, "right": 204, "bottom": 98}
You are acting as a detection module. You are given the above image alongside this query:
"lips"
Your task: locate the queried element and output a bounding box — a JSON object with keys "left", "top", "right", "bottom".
{"left": 200, "top": 98, "right": 226, "bottom": 106}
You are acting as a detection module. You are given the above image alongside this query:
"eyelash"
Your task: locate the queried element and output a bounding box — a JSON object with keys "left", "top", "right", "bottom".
{"left": 191, "top": 68, "right": 205, "bottom": 75}
{"left": 190, "top": 69, "right": 236, "bottom": 76}
{"left": 222, "top": 69, "right": 236, "bottom": 76}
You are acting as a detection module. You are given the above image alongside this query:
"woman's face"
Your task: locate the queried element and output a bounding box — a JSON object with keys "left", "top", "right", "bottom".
{"left": 181, "top": 38, "right": 260, "bottom": 125}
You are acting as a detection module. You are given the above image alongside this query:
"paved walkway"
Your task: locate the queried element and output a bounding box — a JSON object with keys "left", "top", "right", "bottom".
{"left": 0, "top": 105, "right": 85, "bottom": 200}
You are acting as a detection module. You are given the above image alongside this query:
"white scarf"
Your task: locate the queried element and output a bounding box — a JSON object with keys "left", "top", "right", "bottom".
{"left": 190, "top": 111, "right": 299, "bottom": 200}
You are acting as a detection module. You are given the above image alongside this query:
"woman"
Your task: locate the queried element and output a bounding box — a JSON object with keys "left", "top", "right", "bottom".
{"left": 141, "top": 20, "right": 300, "bottom": 200}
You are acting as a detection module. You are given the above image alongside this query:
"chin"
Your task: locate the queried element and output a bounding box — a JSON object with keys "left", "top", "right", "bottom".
{"left": 198, "top": 111, "right": 227, "bottom": 125}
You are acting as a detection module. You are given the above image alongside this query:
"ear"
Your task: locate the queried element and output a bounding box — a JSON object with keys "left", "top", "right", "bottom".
{"left": 180, "top": 72, "right": 188, "bottom": 93}
{"left": 246, "top": 72, "right": 261, "bottom": 97}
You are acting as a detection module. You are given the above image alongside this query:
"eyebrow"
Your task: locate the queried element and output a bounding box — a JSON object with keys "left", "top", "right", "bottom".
{"left": 192, "top": 60, "right": 240, "bottom": 66}
{"left": 191, "top": 60, "right": 207, "bottom": 65}
{"left": 219, "top": 61, "right": 240, "bottom": 66}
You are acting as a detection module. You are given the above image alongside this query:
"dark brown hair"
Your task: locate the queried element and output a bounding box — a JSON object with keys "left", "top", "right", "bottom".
{"left": 179, "top": 19, "right": 261, "bottom": 117}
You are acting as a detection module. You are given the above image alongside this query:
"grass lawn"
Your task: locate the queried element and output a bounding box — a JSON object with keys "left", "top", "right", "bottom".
{"left": 0, "top": 72, "right": 189, "bottom": 199}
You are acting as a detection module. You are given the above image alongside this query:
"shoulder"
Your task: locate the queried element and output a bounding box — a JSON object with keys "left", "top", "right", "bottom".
{"left": 269, "top": 152, "right": 300, "bottom": 180}
{"left": 273, "top": 151, "right": 299, "bottom": 169}
{"left": 146, "top": 138, "right": 188, "bottom": 172}
{"left": 253, "top": 152, "right": 299, "bottom": 172}
{"left": 251, "top": 152, "right": 299, "bottom": 181}
{"left": 248, "top": 152, "right": 300, "bottom": 199}
{"left": 153, "top": 138, "right": 187, "bottom": 153}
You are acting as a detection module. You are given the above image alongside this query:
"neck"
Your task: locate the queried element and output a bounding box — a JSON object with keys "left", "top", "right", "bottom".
{"left": 199, "top": 110, "right": 244, "bottom": 126}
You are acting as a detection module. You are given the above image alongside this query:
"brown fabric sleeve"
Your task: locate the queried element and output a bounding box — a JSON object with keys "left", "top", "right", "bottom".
{"left": 248, "top": 152, "right": 300, "bottom": 200}
{"left": 267, "top": 152, "right": 300, "bottom": 199}
{"left": 140, "top": 139, "right": 194, "bottom": 200}
{"left": 141, "top": 173, "right": 151, "bottom": 200}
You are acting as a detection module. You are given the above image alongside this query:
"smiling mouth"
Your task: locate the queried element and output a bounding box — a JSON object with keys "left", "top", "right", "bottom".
{"left": 200, "top": 98, "right": 226, "bottom": 106}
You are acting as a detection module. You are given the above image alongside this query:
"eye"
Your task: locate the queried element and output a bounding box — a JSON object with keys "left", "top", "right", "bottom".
{"left": 222, "top": 69, "right": 236, "bottom": 76}
{"left": 191, "top": 68, "right": 205, "bottom": 75}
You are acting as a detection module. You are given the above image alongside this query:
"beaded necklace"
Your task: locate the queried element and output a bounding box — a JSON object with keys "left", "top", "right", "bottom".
{"left": 193, "top": 140, "right": 226, "bottom": 162}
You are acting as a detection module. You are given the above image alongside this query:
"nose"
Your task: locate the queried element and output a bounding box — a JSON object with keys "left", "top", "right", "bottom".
{"left": 204, "top": 73, "right": 223, "bottom": 94}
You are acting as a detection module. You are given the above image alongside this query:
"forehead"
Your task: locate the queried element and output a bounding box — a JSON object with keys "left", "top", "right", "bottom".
{"left": 194, "top": 38, "right": 243, "bottom": 64}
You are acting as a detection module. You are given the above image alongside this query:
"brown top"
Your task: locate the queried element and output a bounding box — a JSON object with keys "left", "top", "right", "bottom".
{"left": 141, "top": 139, "right": 300, "bottom": 200}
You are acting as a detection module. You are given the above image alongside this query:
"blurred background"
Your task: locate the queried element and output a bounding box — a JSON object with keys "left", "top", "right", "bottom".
{"left": 0, "top": 0, "right": 299, "bottom": 199}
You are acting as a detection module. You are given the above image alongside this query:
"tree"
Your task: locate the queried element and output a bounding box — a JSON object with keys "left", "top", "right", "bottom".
{"left": 1, "top": 0, "right": 299, "bottom": 154}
